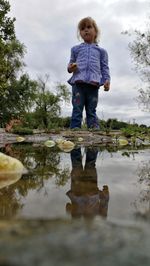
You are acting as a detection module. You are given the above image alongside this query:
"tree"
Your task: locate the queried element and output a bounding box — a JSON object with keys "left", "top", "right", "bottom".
{"left": 34, "top": 74, "right": 71, "bottom": 128}
{"left": 1, "top": 74, "right": 37, "bottom": 124}
{"left": 0, "top": 1, "right": 71, "bottom": 129}
{"left": 0, "top": 0, "right": 15, "bottom": 40}
{"left": 106, "top": 118, "right": 128, "bottom": 130}
{"left": 0, "top": 1, "right": 37, "bottom": 126}
{"left": 125, "top": 20, "right": 150, "bottom": 111}
{"left": 0, "top": 0, "right": 25, "bottom": 88}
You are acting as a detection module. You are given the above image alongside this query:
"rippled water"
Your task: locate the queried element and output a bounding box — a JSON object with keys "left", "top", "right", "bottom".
{"left": 0, "top": 144, "right": 149, "bottom": 223}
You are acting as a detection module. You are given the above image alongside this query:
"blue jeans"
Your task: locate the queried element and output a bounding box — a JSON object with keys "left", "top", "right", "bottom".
{"left": 70, "top": 83, "right": 99, "bottom": 129}
{"left": 71, "top": 147, "right": 98, "bottom": 170}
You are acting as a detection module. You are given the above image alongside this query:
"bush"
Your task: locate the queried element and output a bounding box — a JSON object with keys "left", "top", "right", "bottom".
{"left": 121, "top": 125, "right": 150, "bottom": 138}
{"left": 48, "top": 117, "right": 71, "bottom": 129}
{"left": 12, "top": 126, "right": 33, "bottom": 135}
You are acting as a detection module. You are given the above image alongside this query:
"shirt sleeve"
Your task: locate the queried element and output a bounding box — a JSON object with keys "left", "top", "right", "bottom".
{"left": 68, "top": 47, "right": 76, "bottom": 65}
{"left": 100, "top": 48, "right": 110, "bottom": 85}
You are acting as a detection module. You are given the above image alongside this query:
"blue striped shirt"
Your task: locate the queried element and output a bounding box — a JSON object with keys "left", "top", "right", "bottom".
{"left": 67, "top": 42, "right": 110, "bottom": 87}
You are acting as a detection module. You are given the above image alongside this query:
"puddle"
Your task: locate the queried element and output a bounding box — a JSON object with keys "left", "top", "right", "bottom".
{"left": 0, "top": 143, "right": 150, "bottom": 265}
{"left": 0, "top": 144, "right": 149, "bottom": 223}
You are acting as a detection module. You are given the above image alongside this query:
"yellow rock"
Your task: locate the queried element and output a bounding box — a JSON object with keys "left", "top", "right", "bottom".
{"left": 44, "top": 140, "right": 55, "bottom": 147}
{"left": 16, "top": 136, "right": 25, "bottom": 142}
{"left": 78, "top": 137, "right": 83, "bottom": 142}
{"left": 118, "top": 138, "right": 128, "bottom": 146}
{"left": 58, "top": 140, "right": 75, "bottom": 152}
{"left": 55, "top": 138, "right": 64, "bottom": 144}
{"left": 0, "top": 152, "right": 25, "bottom": 189}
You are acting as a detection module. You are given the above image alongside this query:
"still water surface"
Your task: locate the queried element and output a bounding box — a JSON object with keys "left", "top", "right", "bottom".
{"left": 0, "top": 144, "right": 149, "bottom": 223}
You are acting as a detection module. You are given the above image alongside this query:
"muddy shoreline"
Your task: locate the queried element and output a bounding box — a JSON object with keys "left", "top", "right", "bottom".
{"left": 0, "top": 128, "right": 121, "bottom": 148}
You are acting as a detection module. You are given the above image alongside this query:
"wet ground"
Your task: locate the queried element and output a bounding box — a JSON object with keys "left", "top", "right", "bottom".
{"left": 1, "top": 218, "right": 150, "bottom": 266}
{"left": 0, "top": 132, "right": 150, "bottom": 265}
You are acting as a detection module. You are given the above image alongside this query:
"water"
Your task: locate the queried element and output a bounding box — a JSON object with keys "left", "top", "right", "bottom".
{"left": 0, "top": 144, "right": 149, "bottom": 222}
{"left": 0, "top": 143, "right": 150, "bottom": 266}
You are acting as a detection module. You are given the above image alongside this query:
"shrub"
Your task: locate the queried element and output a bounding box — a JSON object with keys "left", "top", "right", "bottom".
{"left": 12, "top": 126, "right": 33, "bottom": 135}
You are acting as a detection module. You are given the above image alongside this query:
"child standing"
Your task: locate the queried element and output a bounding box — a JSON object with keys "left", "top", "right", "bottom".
{"left": 67, "top": 17, "right": 110, "bottom": 129}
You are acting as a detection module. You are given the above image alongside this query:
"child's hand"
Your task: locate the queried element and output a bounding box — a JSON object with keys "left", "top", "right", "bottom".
{"left": 68, "top": 63, "right": 77, "bottom": 73}
{"left": 104, "top": 80, "right": 110, "bottom": 91}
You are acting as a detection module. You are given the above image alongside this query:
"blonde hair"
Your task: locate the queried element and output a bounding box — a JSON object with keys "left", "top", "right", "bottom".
{"left": 77, "top": 17, "right": 100, "bottom": 43}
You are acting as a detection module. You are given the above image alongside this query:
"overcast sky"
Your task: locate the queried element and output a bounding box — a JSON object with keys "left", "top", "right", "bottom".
{"left": 9, "top": 0, "right": 150, "bottom": 125}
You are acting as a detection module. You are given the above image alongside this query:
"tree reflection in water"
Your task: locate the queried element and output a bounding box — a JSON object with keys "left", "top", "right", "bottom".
{"left": 66, "top": 147, "right": 109, "bottom": 219}
{"left": 134, "top": 160, "right": 150, "bottom": 218}
{"left": 2, "top": 143, "right": 149, "bottom": 220}
{"left": 0, "top": 143, "right": 70, "bottom": 218}
{"left": 0, "top": 185, "right": 23, "bottom": 218}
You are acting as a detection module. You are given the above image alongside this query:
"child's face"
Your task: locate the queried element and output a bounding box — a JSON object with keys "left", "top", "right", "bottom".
{"left": 80, "top": 22, "right": 96, "bottom": 43}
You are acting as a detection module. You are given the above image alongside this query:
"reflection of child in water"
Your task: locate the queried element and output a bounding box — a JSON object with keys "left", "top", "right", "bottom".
{"left": 66, "top": 147, "right": 109, "bottom": 218}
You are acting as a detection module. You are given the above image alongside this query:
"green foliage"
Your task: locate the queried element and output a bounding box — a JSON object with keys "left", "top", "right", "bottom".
{"left": 23, "top": 113, "right": 71, "bottom": 130}
{"left": 0, "top": 0, "right": 15, "bottom": 41}
{"left": 35, "top": 91, "right": 61, "bottom": 128}
{"left": 0, "top": 1, "right": 39, "bottom": 126}
{"left": 106, "top": 118, "right": 128, "bottom": 130}
{"left": 0, "top": 0, "right": 25, "bottom": 89}
{"left": 121, "top": 124, "right": 150, "bottom": 138}
{"left": 97, "top": 118, "right": 128, "bottom": 132}
{"left": 34, "top": 75, "right": 71, "bottom": 129}
{"left": 0, "top": 2, "right": 71, "bottom": 129}
{"left": 0, "top": 74, "right": 38, "bottom": 125}
{"left": 12, "top": 126, "right": 33, "bottom": 135}
{"left": 47, "top": 117, "right": 71, "bottom": 129}
{"left": 23, "top": 112, "right": 39, "bottom": 129}
{"left": 124, "top": 19, "right": 150, "bottom": 111}
{"left": 128, "top": 30, "right": 150, "bottom": 78}
{"left": 56, "top": 83, "right": 71, "bottom": 102}
{"left": 0, "top": 39, "right": 25, "bottom": 87}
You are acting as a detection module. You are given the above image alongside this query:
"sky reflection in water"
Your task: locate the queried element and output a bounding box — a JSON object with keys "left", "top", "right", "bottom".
{"left": 0, "top": 144, "right": 149, "bottom": 222}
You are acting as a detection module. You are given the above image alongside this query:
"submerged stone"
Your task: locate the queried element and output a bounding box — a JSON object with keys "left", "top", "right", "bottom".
{"left": 0, "top": 152, "right": 25, "bottom": 189}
